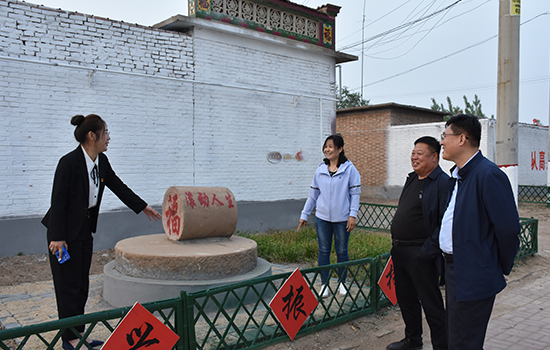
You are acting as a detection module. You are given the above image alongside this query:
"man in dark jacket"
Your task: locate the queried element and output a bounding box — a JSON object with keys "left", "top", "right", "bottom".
{"left": 439, "top": 114, "right": 520, "bottom": 349}
{"left": 387, "top": 136, "right": 449, "bottom": 350}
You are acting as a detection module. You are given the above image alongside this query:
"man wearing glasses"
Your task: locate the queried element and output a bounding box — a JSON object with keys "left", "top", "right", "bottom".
{"left": 439, "top": 114, "right": 520, "bottom": 349}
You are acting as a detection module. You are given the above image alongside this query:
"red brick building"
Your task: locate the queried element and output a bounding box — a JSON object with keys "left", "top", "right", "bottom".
{"left": 336, "top": 103, "right": 447, "bottom": 198}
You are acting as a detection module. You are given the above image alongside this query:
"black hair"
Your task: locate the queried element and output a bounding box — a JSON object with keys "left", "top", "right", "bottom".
{"left": 71, "top": 114, "right": 106, "bottom": 144}
{"left": 414, "top": 136, "right": 441, "bottom": 156}
{"left": 322, "top": 134, "right": 348, "bottom": 167}
{"left": 445, "top": 114, "right": 481, "bottom": 147}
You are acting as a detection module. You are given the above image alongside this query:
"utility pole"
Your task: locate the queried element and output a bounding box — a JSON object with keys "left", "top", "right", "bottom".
{"left": 360, "top": 0, "right": 366, "bottom": 99}
{"left": 496, "top": 0, "right": 521, "bottom": 203}
{"left": 547, "top": 78, "right": 550, "bottom": 186}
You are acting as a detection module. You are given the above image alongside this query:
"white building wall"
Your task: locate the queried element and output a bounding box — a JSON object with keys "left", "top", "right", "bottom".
{"left": 386, "top": 119, "right": 496, "bottom": 187}
{"left": 0, "top": 0, "right": 336, "bottom": 220}
{"left": 518, "top": 124, "right": 548, "bottom": 185}
{"left": 191, "top": 25, "right": 334, "bottom": 201}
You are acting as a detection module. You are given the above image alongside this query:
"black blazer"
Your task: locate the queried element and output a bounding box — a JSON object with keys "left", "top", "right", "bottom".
{"left": 42, "top": 147, "right": 147, "bottom": 242}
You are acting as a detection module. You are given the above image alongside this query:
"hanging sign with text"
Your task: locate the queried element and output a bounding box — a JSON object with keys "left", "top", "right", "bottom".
{"left": 102, "top": 302, "right": 179, "bottom": 350}
{"left": 377, "top": 256, "right": 397, "bottom": 305}
{"left": 269, "top": 268, "right": 318, "bottom": 340}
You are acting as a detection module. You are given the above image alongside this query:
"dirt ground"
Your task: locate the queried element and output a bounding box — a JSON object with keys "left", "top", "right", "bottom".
{"left": 0, "top": 202, "right": 548, "bottom": 350}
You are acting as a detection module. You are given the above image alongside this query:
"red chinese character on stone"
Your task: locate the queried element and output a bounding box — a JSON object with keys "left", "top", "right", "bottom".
{"left": 185, "top": 191, "right": 196, "bottom": 209}
{"left": 540, "top": 151, "right": 546, "bottom": 171}
{"left": 164, "top": 194, "right": 181, "bottom": 236}
{"left": 225, "top": 192, "right": 234, "bottom": 208}
{"left": 198, "top": 192, "right": 210, "bottom": 207}
{"left": 211, "top": 193, "right": 224, "bottom": 206}
{"left": 532, "top": 151, "right": 538, "bottom": 170}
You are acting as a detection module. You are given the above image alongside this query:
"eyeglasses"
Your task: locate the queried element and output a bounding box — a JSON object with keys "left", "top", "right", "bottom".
{"left": 441, "top": 132, "right": 468, "bottom": 140}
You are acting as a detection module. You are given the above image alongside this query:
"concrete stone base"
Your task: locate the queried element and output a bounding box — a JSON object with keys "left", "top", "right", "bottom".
{"left": 114, "top": 234, "right": 258, "bottom": 280}
{"left": 103, "top": 257, "right": 272, "bottom": 307}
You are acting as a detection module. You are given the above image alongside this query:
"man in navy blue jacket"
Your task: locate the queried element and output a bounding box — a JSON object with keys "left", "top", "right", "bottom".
{"left": 439, "top": 114, "right": 520, "bottom": 349}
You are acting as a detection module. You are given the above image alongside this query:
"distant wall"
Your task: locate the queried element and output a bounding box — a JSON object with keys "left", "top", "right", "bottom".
{"left": 519, "top": 124, "right": 549, "bottom": 186}
{"left": 386, "top": 119, "right": 495, "bottom": 189}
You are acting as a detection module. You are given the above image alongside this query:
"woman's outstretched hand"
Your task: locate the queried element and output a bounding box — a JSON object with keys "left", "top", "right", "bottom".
{"left": 143, "top": 205, "right": 162, "bottom": 221}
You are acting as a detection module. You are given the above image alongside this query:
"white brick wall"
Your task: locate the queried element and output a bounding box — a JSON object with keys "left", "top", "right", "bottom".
{"left": 518, "top": 124, "right": 548, "bottom": 185}
{"left": 0, "top": 0, "right": 336, "bottom": 219}
{"left": 0, "top": 1, "right": 193, "bottom": 78}
{"left": 386, "top": 119, "right": 495, "bottom": 187}
{"left": 191, "top": 27, "right": 334, "bottom": 201}
{"left": 386, "top": 119, "right": 546, "bottom": 188}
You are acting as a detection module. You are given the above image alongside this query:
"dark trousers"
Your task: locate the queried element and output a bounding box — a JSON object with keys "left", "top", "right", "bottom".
{"left": 49, "top": 219, "right": 93, "bottom": 342}
{"left": 445, "top": 260, "right": 495, "bottom": 350}
{"left": 392, "top": 245, "right": 447, "bottom": 349}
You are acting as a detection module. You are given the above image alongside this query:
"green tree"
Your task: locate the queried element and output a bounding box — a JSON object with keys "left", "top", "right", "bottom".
{"left": 430, "top": 94, "right": 494, "bottom": 119}
{"left": 337, "top": 86, "right": 370, "bottom": 109}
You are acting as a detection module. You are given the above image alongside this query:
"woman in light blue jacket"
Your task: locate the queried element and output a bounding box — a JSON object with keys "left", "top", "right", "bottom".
{"left": 297, "top": 134, "right": 361, "bottom": 298}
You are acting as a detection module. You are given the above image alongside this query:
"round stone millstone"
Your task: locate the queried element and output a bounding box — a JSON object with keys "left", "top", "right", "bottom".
{"left": 114, "top": 234, "right": 258, "bottom": 281}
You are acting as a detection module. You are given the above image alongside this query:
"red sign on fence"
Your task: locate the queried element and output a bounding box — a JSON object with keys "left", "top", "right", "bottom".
{"left": 269, "top": 268, "right": 319, "bottom": 340}
{"left": 102, "top": 302, "right": 179, "bottom": 350}
{"left": 377, "top": 257, "right": 397, "bottom": 305}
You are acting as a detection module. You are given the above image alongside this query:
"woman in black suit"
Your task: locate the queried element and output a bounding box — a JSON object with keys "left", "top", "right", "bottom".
{"left": 42, "top": 114, "right": 161, "bottom": 350}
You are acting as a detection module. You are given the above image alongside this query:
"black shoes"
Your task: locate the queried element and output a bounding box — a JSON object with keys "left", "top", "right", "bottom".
{"left": 386, "top": 338, "right": 423, "bottom": 350}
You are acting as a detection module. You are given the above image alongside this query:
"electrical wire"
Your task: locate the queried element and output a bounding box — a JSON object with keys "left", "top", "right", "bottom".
{"left": 341, "top": 0, "right": 491, "bottom": 56}
{"left": 353, "top": 11, "right": 549, "bottom": 90}
{"left": 360, "top": 0, "right": 493, "bottom": 59}
{"left": 339, "top": 0, "right": 462, "bottom": 51}
{"left": 366, "top": 75, "right": 549, "bottom": 99}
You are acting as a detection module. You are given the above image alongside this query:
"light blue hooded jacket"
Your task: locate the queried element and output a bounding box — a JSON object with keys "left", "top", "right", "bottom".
{"left": 300, "top": 160, "right": 361, "bottom": 223}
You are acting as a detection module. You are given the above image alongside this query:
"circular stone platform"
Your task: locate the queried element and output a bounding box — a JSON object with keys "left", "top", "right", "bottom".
{"left": 103, "top": 234, "right": 272, "bottom": 307}
{"left": 113, "top": 234, "right": 257, "bottom": 280}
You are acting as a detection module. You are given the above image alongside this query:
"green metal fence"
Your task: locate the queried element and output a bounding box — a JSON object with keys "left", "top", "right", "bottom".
{"left": 357, "top": 203, "right": 538, "bottom": 260}
{"left": 0, "top": 256, "right": 391, "bottom": 350}
{"left": 0, "top": 297, "right": 185, "bottom": 350}
{"left": 518, "top": 185, "right": 550, "bottom": 204}
{"left": 517, "top": 217, "right": 538, "bottom": 260}
{"left": 186, "top": 255, "right": 391, "bottom": 350}
{"left": 0, "top": 203, "right": 538, "bottom": 350}
{"left": 356, "top": 203, "right": 397, "bottom": 230}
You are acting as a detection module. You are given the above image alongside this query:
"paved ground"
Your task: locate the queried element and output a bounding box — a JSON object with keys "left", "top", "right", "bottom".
{"left": 1, "top": 203, "right": 550, "bottom": 349}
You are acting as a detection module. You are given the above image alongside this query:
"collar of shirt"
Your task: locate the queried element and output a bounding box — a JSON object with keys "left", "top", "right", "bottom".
{"left": 81, "top": 145, "right": 99, "bottom": 173}
{"left": 81, "top": 145, "right": 100, "bottom": 208}
{"left": 451, "top": 150, "right": 479, "bottom": 179}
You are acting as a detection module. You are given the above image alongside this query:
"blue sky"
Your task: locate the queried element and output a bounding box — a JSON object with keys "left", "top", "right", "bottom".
{"left": 35, "top": 0, "right": 550, "bottom": 124}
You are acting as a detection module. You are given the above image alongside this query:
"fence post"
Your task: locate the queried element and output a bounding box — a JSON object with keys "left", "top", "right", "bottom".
{"left": 370, "top": 255, "right": 381, "bottom": 311}
{"left": 178, "top": 291, "right": 195, "bottom": 350}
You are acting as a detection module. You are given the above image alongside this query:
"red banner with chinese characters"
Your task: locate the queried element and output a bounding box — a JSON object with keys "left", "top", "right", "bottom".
{"left": 102, "top": 302, "right": 179, "bottom": 350}
{"left": 269, "top": 268, "right": 319, "bottom": 340}
{"left": 378, "top": 256, "right": 397, "bottom": 305}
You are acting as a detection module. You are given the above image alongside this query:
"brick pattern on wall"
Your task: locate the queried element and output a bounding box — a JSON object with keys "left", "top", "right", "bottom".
{"left": 390, "top": 108, "right": 444, "bottom": 126}
{"left": 0, "top": 0, "right": 194, "bottom": 79}
{"left": 0, "top": 0, "right": 337, "bottom": 218}
{"left": 192, "top": 36, "right": 334, "bottom": 201}
{"left": 336, "top": 110, "right": 390, "bottom": 187}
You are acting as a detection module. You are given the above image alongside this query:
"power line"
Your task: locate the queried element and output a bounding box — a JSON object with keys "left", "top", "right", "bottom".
{"left": 361, "top": 0, "right": 493, "bottom": 59}
{"left": 353, "top": 11, "right": 550, "bottom": 90}
{"left": 339, "top": 0, "right": 462, "bottom": 51}
{"left": 337, "top": 0, "right": 414, "bottom": 46}
{"left": 340, "top": 0, "right": 491, "bottom": 56}
{"left": 366, "top": 75, "right": 549, "bottom": 99}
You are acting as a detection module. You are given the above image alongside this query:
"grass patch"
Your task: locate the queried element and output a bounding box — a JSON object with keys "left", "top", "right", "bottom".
{"left": 237, "top": 226, "right": 391, "bottom": 265}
